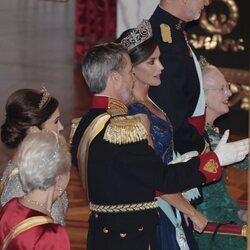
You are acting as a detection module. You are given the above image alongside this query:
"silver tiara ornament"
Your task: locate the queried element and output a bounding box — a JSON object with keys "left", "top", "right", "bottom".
{"left": 120, "top": 19, "right": 153, "bottom": 51}
{"left": 39, "top": 136, "right": 58, "bottom": 167}
{"left": 37, "top": 130, "right": 64, "bottom": 169}
{"left": 39, "top": 87, "right": 51, "bottom": 109}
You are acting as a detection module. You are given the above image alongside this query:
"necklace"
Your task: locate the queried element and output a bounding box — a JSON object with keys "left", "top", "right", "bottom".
{"left": 138, "top": 98, "right": 167, "bottom": 121}
{"left": 205, "top": 123, "right": 219, "bottom": 133}
{"left": 22, "top": 195, "right": 51, "bottom": 214}
{"left": 147, "top": 98, "right": 166, "bottom": 117}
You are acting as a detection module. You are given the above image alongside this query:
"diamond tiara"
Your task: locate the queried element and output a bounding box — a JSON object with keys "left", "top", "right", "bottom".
{"left": 39, "top": 87, "right": 51, "bottom": 109}
{"left": 120, "top": 19, "right": 153, "bottom": 51}
{"left": 36, "top": 130, "right": 65, "bottom": 169}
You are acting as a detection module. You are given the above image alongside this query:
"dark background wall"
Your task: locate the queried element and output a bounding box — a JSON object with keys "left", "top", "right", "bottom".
{"left": 187, "top": 0, "right": 249, "bottom": 137}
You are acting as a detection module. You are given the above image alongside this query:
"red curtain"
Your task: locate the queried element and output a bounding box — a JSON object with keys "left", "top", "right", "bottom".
{"left": 75, "top": 0, "right": 117, "bottom": 63}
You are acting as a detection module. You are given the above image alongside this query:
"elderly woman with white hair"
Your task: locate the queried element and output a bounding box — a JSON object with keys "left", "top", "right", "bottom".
{"left": 194, "top": 63, "right": 248, "bottom": 250}
{"left": 0, "top": 130, "right": 71, "bottom": 249}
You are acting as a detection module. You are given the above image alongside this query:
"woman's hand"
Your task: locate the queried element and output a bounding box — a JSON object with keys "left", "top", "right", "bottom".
{"left": 184, "top": 209, "right": 208, "bottom": 233}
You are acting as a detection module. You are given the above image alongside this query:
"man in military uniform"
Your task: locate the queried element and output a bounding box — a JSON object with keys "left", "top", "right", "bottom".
{"left": 71, "top": 43, "right": 248, "bottom": 250}
{"left": 149, "top": 0, "right": 210, "bottom": 154}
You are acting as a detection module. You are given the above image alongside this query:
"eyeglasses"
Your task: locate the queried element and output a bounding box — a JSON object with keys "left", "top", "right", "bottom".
{"left": 204, "top": 82, "right": 231, "bottom": 92}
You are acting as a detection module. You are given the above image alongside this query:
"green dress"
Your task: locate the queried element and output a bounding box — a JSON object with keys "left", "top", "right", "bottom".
{"left": 195, "top": 125, "right": 247, "bottom": 250}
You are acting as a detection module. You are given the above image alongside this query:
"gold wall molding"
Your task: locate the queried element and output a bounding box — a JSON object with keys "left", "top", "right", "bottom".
{"left": 190, "top": 0, "right": 245, "bottom": 52}
{"left": 219, "top": 68, "right": 249, "bottom": 111}
{"left": 220, "top": 68, "right": 249, "bottom": 84}
{"left": 200, "top": 0, "right": 238, "bottom": 35}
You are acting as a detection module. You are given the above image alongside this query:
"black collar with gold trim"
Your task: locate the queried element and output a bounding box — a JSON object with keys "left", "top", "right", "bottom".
{"left": 156, "top": 5, "right": 186, "bottom": 32}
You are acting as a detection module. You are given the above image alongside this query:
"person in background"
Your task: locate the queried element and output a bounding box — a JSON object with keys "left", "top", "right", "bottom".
{"left": 0, "top": 88, "right": 67, "bottom": 225}
{"left": 195, "top": 62, "right": 248, "bottom": 250}
{"left": 149, "top": 0, "right": 210, "bottom": 155}
{"left": 70, "top": 42, "right": 248, "bottom": 250}
{"left": 0, "top": 130, "right": 71, "bottom": 249}
{"left": 116, "top": 19, "right": 207, "bottom": 250}
{"left": 149, "top": 1, "right": 210, "bottom": 247}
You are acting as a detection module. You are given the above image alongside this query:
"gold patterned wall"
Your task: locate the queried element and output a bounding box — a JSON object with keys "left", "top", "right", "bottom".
{"left": 191, "top": 0, "right": 242, "bottom": 52}
{"left": 188, "top": 0, "right": 249, "bottom": 134}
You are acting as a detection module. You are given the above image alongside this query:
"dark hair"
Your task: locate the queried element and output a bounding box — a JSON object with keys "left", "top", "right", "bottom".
{"left": 1, "top": 88, "right": 59, "bottom": 148}
{"left": 116, "top": 29, "right": 158, "bottom": 66}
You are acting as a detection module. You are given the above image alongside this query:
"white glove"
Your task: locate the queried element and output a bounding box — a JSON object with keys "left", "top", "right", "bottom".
{"left": 214, "top": 130, "right": 249, "bottom": 166}
{"left": 169, "top": 151, "right": 199, "bottom": 164}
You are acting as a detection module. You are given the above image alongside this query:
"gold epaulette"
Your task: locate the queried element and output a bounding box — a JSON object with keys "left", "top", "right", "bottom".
{"left": 103, "top": 115, "right": 148, "bottom": 144}
{"left": 69, "top": 117, "right": 81, "bottom": 144}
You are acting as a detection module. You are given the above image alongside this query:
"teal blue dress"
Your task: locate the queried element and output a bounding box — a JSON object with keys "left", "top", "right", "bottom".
{"left": 195, "top": 125, "right": 247, "bottom": 250}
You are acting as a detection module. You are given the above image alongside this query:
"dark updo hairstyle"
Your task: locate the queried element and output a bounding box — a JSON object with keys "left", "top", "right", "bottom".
{"left": 1, "top": 88, "right": 59, "bottom": 149}
{"left": 115, "top": 29, "right": 158, "bottom": 66}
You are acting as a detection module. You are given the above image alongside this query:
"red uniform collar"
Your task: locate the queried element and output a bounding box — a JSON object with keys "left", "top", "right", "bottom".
{"left": 91, "top": 95, "right": 109, "bottom": 109}
{"left": 91, "top": 95, "right": 128, "bottom": 116}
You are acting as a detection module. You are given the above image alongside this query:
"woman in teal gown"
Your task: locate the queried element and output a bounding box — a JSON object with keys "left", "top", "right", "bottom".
{"left": 195, "top": 64, "right": 247, "bottom": 250}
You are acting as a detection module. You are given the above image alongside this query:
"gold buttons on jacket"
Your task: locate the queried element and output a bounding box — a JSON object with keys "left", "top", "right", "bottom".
{"left": 157, "top": 210, "right": 160, "bottom": 217}
{"left": 119, "top": 232, "right": 127, "bottom": 238}
{"left": 101, "top": 225, "right": 145, "bottom": 237}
